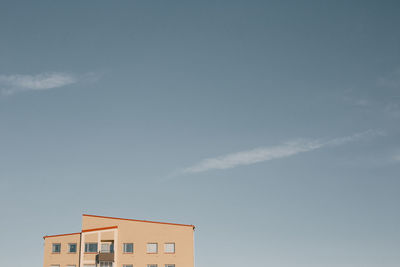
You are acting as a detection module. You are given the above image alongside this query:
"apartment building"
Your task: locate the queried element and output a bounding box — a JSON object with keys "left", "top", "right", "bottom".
{"left": 43, "top": 214, "right": 195, "bottom": 267}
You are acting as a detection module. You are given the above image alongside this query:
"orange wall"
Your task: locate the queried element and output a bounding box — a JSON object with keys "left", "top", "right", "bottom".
{"left": 82, "top": 215, "right": 194, "bottom": 267}
{"left": 43, "top": 234, "right": 80, "bottom": 267}
{"left": 43, "top": 215, "right": 195, "bottom": 267}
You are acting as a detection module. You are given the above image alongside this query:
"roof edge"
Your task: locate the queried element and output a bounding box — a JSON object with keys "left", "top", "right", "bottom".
{"left": 43, "top": 226, "right": 119, "bottom": 239}
{"left": 83, "top": 214, "right": 195, "bottom": 229}
{"left": 43, "top": 232, "right": 81, "bottom": 239}
{"left": 82, "top": 225, "right": 118, "bottom": 233}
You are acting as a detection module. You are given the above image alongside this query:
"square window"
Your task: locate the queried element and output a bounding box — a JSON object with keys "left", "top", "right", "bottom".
{"left": 68, "top": 243, "right": 77, "bottom": 253}
{"left": 123, "top": 265, "right": 133, "bottom": 267}
{"left": 85, "top": 243, "right": 98, "bottom": 253}
{"left": 100, "top": 262, "right": 112, "bottom": 267}
{"left": 147, "top": 265, "right": 157, "bottom": 267}
{"left": 164, "top": 243, "right": 175, "bottom": 253}
{"left": 123, "top": 243, "right": 134, "bottom": 253}
{"left": 52, "top": 243, "right": 61, "bottom": 253}
{"left": 146, "top": 243, "right": 158, "bottom": 253}
{"left": 101, "top": 243, "right": 112, "bottom": 253}
{"left": 165, "top": 265, "right": 175, "bottom": 267}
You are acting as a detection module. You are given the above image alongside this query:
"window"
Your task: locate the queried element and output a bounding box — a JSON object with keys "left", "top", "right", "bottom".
{"left": 101, "top": 243, "right": 111, "bottom": 253}
{"left": 123, "top": 265, "right": 133, "bottom": 267}
{"left": 146, "top": 243, "right": 158, "bottom": 253}
{"left": 83, "top": 265, "right": 95, "bottom": 267}
{"left": 165, "top": 265, "right": 175, "bottom": 267}
{"left": 52, "top": 243, "right": 61, "bottom": 253}
{"left": 164, "top": 243, "right": 175, "bottom": 253}
{"left": 68, "top": 243, "right": 77, "bottom": 253}
{"left": 100, "top": 262, "right": 112, "bottom": 267}
{"left": 123, "top": 243, "right": 134, "bottom": 253}
{"left": 67, "top": 265, "right": 76, "bottom": 267}
{"left": 147, "top": 265, "right": 157, "bottom": 267}
{"left": 85, "top": 243, "right": 98, "bottom": 253}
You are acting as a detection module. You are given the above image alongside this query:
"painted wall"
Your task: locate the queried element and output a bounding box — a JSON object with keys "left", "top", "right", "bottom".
{"left": 43, "top": 234, "right": 80, "bottom": 267}
{"left": 82, "top": 215, "right": 194, "bottom": 267}
{"left": 43, "top": 215, "right": 194, "bottom": 267}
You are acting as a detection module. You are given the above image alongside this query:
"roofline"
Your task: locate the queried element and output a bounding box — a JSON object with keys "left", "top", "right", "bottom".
{"left": 83, "top": 214, "right": 195, "bottom": 229}
{"left": 43, "top": 232, "right": 81, "bottom": 239}
{"left": 43, "top": 226, "right": 118, "bottom": 239}
{"left": 82, "top": 226, "right": 118, "bottom": 233}
{"left": 43, "top": 215, "right": 195, "bottom": 239}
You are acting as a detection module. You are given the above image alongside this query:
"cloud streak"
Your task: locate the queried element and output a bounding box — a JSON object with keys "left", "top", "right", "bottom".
{"left": 180, "top": 130, "right": 383, "bottom": 174}
{"left": 0, "top": 72, "right": 78, "bottom": 95}
{"left": 378, "top": 68, "right": 400, "bottom": 88}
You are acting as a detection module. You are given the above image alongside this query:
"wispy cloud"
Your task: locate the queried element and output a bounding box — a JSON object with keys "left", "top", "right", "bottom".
{"left": 342, "top": 88, "right": 373, "bottom": 108}
{"left": 343, "top": 95, "right": 371, "bottom": 108}
{"left": 384, "top": 103, "right": 400, "bottom": 118}
{"left": 0, "top": 72, "right": 97, "bottom": 95}
{"left": 179, "top": 130, "right": 383, "bottom": 174}
{"left": 378, "top": 68, "right": 400, "bottom": 88}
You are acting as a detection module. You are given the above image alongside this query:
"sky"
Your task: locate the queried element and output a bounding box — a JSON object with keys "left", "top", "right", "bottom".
{"left": 0, "top": 1, "right": 400, "bottom": 266}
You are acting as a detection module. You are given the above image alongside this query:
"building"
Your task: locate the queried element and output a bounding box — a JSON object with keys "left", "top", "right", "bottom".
{"left": 43, "top": 214, "right": 195, "bottom": 267}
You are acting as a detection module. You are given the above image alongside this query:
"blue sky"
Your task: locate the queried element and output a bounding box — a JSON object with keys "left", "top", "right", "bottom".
{"left": 1, "top": 1, "right": 400, "bottom": 266}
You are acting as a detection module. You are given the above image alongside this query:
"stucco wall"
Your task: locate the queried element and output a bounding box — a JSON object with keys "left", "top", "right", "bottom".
{"left": 43, "top": 234, "right": 80, "bottom": 267}
{"left": 43, "top": 215, "right": 194, "bottom": 267}
{"left": 82, "top": 215, "right": 194, "bottom": 267}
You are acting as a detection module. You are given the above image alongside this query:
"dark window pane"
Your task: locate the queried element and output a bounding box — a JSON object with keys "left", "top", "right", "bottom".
{"left": 85, "top": 243, "right": 98, "bottom": 253}
{"left": 52, "top": 244, "right": 61, "bottom": 253}
{"left": 69, "top": 244, "right": 77, "bottom": 253}
{"left": 124, "top": 243, "right": 133, "bottom": 253}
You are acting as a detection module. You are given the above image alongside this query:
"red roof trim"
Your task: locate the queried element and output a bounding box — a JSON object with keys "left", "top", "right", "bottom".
{"left": 82, "top": 226, "right": 118, "bottom": 232}
{"left": 83, "top": 214, "right": 195, "bottom": 229}
{"left": 43, "top": 232, "right": 81, "bottom": 239}
{"left": 43, "top": 226, "right": 118, "bottom": 239}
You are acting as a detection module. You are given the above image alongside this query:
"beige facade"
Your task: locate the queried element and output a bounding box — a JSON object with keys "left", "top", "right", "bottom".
{"left": 43, "top": 214, "right": 195, "bottom": 267}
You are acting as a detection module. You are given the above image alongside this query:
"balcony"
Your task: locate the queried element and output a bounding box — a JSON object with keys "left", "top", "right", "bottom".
{"left": 96, "top": 252, "right": 114, "bottom": 262}
{"left": 96, "top": 242, "right": 114, "bottom": 262}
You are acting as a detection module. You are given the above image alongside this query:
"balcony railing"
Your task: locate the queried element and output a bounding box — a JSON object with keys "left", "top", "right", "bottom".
{"left": 96, "top": 252, "right": 114, "bottom": 262}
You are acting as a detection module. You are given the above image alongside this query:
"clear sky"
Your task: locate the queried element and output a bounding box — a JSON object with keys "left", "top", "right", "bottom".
{"left": 1, "top": 1, "right": 400, "bottom": 266}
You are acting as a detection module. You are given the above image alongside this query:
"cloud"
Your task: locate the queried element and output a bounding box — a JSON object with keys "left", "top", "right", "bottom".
{"left": 0, "top": 72, "right": 79, "bottom": 95}
{"left": 354, "top": 99, "right": 370, "bottom": 107}
{"left": 179, "top": 130, "right": 383, "bottom": 174}
{"left": 343, "top": 95, "right": 371, "bottom": 108}
{"left": 384, "top": 103, "right": 400, "bottom": 118}
{"left": 342, "top": 88, "right": 373, "bottom": 108}
{"left": 378, "top": 68, "right": 400, "bottom": 88}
